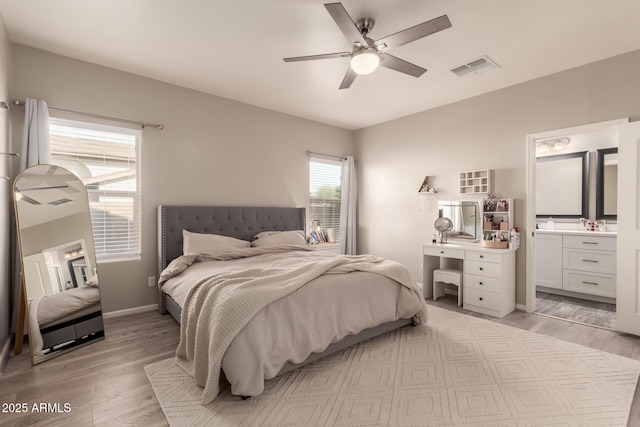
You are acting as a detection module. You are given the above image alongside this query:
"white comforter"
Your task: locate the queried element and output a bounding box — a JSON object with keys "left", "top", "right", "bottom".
{"left": 159, "top": 246, "right": 425, "bottom": 404}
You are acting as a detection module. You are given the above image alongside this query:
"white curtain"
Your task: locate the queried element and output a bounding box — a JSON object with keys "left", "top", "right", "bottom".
{"left": 12, "top": 98, "right": 50, "bottom": 333}
{"left": 339, "top": 156, "right": 357, "bottom": 255}
{"left": 20, "top": 98, "right": 51, "bottom": 169}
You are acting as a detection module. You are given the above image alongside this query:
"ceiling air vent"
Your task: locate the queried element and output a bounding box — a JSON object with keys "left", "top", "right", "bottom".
{"left": 450, "top": 56, "right": 499, "bottom": 78}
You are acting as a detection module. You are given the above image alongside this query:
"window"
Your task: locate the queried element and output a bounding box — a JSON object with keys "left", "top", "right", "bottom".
{"left": 309, "top": 157, "right": 341, "bottom": 242}
{"left": 49, "top": 118, "right": 141, "bottom": 262}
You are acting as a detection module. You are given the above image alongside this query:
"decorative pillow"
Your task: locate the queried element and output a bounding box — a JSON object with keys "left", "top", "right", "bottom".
{"left": 183, "top": 230, "right": 250, "bottom": 255}
{"left": 250, "top": 230, "right": 307, "bottom": 248}
{"left": 253, "top": 230, "right": 282, "bottom": 240}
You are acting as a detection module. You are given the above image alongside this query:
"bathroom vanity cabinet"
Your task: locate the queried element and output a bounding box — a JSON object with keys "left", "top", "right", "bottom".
{"left": 535, "top": 230, "right": 617, "bottom": 301}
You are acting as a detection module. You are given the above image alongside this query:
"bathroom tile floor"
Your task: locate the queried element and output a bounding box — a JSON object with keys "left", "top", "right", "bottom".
{"left": 535, "top": 291, "right": 616, "bottom": 330}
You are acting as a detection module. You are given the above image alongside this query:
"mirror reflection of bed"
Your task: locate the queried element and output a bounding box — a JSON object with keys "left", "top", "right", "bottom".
{"left": 14, "top": 164, "right": 105, "bottom": 364}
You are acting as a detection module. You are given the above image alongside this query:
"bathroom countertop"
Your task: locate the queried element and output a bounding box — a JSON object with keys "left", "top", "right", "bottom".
{"left": 535, "top": 229, "right": 617, "bottom": 237}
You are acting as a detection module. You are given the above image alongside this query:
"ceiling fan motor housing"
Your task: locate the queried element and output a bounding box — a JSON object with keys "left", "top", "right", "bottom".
{"left": 356, "top": 17, "right": 375, "bottom": 38}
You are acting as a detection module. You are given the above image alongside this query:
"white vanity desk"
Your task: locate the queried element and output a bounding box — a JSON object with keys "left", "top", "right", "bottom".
{"left": 423, "top": 242, "right": 517, "bottom": 318}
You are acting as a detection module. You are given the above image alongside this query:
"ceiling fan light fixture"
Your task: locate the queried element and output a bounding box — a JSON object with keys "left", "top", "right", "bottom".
{"left": 350, "top": 49, "right": 379, "bottom": 75}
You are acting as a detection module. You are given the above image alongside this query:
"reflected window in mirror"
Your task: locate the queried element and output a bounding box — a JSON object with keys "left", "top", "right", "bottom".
{"left": 596, "top": 147, "right": 618, "bottom": 220}
{"left": 49, "top": 118, "right": 142, "bottom": 261}
{"left": 536, "top": 151, "right": 589, "bottom": 219}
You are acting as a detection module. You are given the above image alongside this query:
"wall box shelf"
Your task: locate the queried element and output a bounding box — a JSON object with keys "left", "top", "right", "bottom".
{"left": 459, "top": 169, "right": 492, "bottom": 194}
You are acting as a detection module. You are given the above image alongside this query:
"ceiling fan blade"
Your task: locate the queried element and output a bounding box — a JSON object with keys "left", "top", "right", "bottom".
{"left": 19, "top": 193, "right": 41, "bottom": 205}
{"left": 339, "top": 67, "right": 357, "bottom": 90}
{"left": 379, "top": 53, "right": 427, "bottom": 77}
{"left": 19, "top": 185, "right": 70, "bottom": 191}
{"left": 284, "top": 52, "right": 351, "bottom": 62}
{"left": 324, "top": 2, "right": 368, "bottom": 46}
{"left": 375, "top": 15, "right": 451, "bottom": 50}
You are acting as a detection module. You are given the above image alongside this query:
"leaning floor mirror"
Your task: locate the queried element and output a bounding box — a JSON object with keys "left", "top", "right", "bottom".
{"left": 14, "top": 164, "right": 105, "bottom": 365}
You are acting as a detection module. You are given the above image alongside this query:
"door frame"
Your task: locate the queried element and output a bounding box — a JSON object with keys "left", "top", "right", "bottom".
{"left": 525, "top": 118, "right": 629, "bottom": 313}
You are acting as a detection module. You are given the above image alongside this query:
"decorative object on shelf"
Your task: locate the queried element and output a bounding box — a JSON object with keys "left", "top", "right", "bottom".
{"left": 418, "top": 176, "right": 436, "bottom": 194}
{"left": 308, "top": 220, "right": 327, "bottom": 244}
{"left": 434, "top": 217, "right": 453, "bottom": 243}
{"left": 484, "top": 192, "right": 496, "bottom": 211}
{"left": 460, "top": 169, "right": 491, "bottom": 194}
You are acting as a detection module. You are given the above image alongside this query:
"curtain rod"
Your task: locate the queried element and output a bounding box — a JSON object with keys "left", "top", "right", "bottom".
{"left": 306, "top": 150, "right": 356, "bottom": 162}
{"left": 12, "top": 100, "right": 164, "bottom": 130}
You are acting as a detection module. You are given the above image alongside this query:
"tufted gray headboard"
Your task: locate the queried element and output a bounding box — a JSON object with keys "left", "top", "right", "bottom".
{"left": 157, "top": 205, "right": 306, "bottom": 273}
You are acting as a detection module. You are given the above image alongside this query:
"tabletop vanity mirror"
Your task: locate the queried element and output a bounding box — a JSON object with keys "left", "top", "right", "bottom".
{"left": 437, "top": 200, "right": 482, "bottom": 243}
{"left": 14, "top": 164, "right": 105, "bottom": 365}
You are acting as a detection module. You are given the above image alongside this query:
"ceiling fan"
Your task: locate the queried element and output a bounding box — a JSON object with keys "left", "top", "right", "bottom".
{"left": 283, "top": 2, "right": 452, "bottom": 89}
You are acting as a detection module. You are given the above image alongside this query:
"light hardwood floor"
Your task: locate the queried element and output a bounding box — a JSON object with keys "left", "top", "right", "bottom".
{"left": 1, "top": 302, "right": 639, "bottom": 426}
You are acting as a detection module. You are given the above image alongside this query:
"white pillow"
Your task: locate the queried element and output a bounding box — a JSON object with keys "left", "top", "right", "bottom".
{"left": 250, "top": 230, "right": 307, "bottom": 248}
{"left": 183, "top": 230, "right": 250, "bottom": 255}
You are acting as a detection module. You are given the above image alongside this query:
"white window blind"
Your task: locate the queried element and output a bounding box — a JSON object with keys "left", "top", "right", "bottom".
{"left": 49, "top": 118, "right": 141, "bottom": 262}
{"left": 309, "top": 157, "right": 341, "bottom": 241}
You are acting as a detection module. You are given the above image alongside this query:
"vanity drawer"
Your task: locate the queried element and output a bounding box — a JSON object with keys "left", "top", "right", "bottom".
{"left": 465, "top": 251, "right": 502, "bottom": 264}
{"left": 465, "top": 260, "right": 501, "bottom": 278}
{"left": 464, "top": 274, "right": 502, "bottom": 293}
{"left": 563, "top": 235, "right": 616, "bottom": 251}
{"left": 423, "top": 246, "right": 464, "bottom": 260}
{"left": 563, "top": 270, "right": 616, "bottom": 298}
{"left": 563, "top": 248, "right": 616, "bottom": 274}
{"left": 464, "top": 287, "right": 501, "bottom": 311}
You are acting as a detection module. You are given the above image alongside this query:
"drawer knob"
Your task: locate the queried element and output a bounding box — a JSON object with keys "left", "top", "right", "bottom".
{"left": 479, "top": 297, "right": 483, "bottom": 301}
{"left": 479, "top": 255, "right": 484, "bottom": 258}
{"left": 479, "top": 267, "right": 484, "bottom": 271}
{"left": 440, "top": 251, "right": 444, "bottom": 254}
{"left": 479, "top": 282, "right": 483, "bottom": 285}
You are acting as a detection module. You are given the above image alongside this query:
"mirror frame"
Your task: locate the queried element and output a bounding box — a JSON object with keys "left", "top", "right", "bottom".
{"left": 595, "top": 147, "right": 618, "bottom": 220}
{"left": 13, "top": 164, "right": 105, "bottom": 365}
{"left": 437, "top": 199, "right": 482, "bottom": 242}
{"left": 536, "top": 151, "right": 589, "bottom": 219}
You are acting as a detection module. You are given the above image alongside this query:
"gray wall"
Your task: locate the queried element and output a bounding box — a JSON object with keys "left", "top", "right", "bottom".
{"left": 10, "top": 45, "right": 355, "bottom": 313}
{"left": 8, "top": 42, "right": 640, "bottom": 314}
{"left": 354, "top": 49, "right": 640, "bottom": 306}
{"left": 0, "top": 15, "right": 12, "bottom": 355}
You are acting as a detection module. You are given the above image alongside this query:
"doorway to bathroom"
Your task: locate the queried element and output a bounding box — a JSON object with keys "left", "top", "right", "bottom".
{"left": 525, "top": 119, "right": 623, "bottom": 330}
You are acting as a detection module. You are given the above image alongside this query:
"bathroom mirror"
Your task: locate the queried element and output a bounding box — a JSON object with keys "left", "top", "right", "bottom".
{"left": 536, "top": 151, "right": 589, "bottom": 218}
{"left": 596, "top": 147, "right": 618, "bottom": 220}
{"left": 438, "top": 200, "right": 481, "bottom": 242}
{"left": 14, "top": 164, "right": 104, "bottom": 365}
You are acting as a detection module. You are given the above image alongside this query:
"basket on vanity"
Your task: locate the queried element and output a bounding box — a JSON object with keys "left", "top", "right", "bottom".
{"left": 481, "top": 240, "right": 509, "bottom": 249}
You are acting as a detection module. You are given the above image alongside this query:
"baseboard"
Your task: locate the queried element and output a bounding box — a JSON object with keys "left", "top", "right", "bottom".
{"left": 516, "top": 303, "right": 526, "bottom": 311}
{"left": 0, "top": 335, "right": 12, "bottom": 376}
{"left": 103, "top": 304, "right": 157, "bottom": 320}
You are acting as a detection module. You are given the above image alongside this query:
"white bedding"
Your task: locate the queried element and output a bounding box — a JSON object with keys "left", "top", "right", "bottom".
{"left": 29, "top": 285, "right": 102, "bottom": 357}
{"left": 159, "top": 246, "right": 426, "bottom": 404}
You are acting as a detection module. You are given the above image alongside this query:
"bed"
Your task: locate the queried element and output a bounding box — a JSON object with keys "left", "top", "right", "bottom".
{"left": 29, "top": 285, "right": 104, "bottom": 358}
{"left": 157, "top": 205, "right": 425, "bottom": 403}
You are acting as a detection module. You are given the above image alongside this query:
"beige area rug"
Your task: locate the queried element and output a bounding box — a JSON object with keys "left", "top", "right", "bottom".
{"left": 145, "top": 305, "right": 640, "bottom": 426}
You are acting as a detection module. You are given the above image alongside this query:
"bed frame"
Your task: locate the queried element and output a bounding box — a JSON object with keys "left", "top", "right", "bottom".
{"left": 157, "top": 205, "right": 412, "bottom": 375}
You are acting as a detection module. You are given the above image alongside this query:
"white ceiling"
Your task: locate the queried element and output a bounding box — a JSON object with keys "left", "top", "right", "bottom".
{"left": 1, "top": 1, "right": 640, "bottom": 130}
